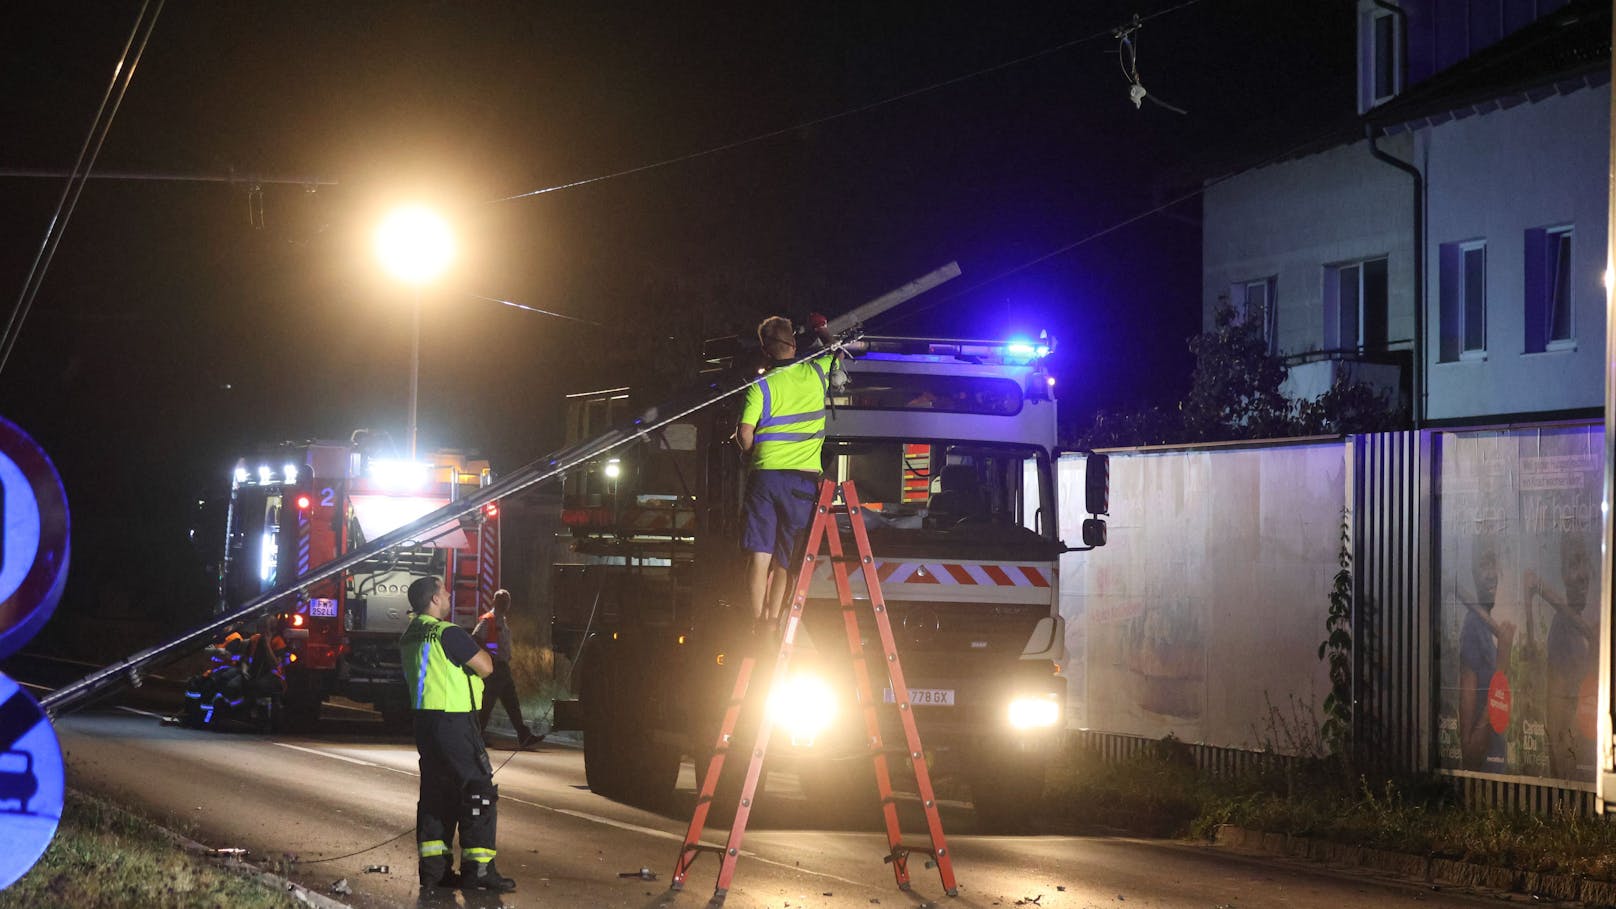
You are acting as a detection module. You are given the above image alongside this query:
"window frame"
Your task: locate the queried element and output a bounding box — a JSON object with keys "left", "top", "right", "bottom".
{"left": 1545, "top": 225, "right": 1575, "bottom": 351}
{"left": 1230, "top": 276, "right": 1278, "bottom": 355}
{"left": 1458, "top": 240, "right": 1487, "bottom": 360}
{"left": 1323, "top": 255, "right": 1390, "bottom": 353}
{"left": 1369, "top": 8, "right": 1401, "bottom": 105}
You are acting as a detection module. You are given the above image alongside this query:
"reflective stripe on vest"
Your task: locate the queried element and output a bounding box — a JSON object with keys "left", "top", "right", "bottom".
{"left": 751, "top": 356, "right": 830, "bottom": 471}
{"left": 400, "top": 614, "right": 484, "bottom": 712}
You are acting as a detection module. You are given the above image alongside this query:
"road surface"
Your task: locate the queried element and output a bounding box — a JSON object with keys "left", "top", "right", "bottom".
{"left": 37, "top": 695, "right": 1516, "bottom": 909}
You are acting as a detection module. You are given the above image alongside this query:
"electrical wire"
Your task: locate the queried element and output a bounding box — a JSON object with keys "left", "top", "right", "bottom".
{"left": 486, "top": 0, "right": 1212, "bottom": 205}
{"left": 464, "top": 292, "right": 603, "bottom": 325}
{"left": 0, "top": 0, "right": 166, "bottom": 377}
{"left": 874, "top": 122, "right": 1361, "bottom": 331}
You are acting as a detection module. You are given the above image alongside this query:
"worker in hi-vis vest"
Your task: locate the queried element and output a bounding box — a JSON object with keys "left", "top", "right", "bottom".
{"left": 735, "top": 313, "right": 857, "bottom": 634}
{"left": 400, "top": 575, "right": 515, "bottom": 893}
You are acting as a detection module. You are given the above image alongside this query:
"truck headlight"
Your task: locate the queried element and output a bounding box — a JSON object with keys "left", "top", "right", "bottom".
{"left": 767, "top": 674, "right": 837, "bottom": 746}
{"left": 1008, "top": 695, "right": 1061, "bottom": 729}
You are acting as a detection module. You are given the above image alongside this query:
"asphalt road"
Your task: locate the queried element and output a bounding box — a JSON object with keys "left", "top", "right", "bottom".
{"left": 32, "top": 692, "right": 1521, "bottom": 909}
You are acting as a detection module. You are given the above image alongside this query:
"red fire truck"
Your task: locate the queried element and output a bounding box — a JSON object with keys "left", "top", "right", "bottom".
{"left": 218, "top": 437, "right": 501, "bottom": 728}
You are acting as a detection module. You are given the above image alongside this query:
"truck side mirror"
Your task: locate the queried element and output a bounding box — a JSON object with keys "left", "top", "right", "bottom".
{"left": 1085, "top": 453, "right": 1109, "bottom": 516}
{"left": 1082, "top": 518, "right": 1107, "bottom": 548}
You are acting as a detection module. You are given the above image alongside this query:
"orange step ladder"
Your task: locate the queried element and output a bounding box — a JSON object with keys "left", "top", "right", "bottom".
{"left": 671, "top": 478, "right": 958, "bottom": 904}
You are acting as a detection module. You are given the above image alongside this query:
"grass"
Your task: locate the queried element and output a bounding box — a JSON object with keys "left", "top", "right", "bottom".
{"left": 1042, "top": 735, "right": 1616, "bottom": 881}
{"left": 0, "top": 790, "right": 306, "bottom": 909}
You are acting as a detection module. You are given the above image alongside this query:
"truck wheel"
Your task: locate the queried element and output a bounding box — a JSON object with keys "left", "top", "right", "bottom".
{"left": 965, "top": 748, "right": 1047, "bottom": 834}
{"left": 581, "top": 660, "right": 626, "bottom": 798}
{"left": 620, "top": 738, "right": 682, "bottom": 812}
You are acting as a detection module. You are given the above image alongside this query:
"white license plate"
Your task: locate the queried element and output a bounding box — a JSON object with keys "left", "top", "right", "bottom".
{"left": 884, "top": 687, "right": 955, "bottom": 706}
{"left": 308, "top": 598, "right": 338, "bottom": 618}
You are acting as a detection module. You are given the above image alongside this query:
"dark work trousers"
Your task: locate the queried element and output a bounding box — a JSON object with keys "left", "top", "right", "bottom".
{"left": 413, "top": 710, "right": 498, "bottom": 879}
{"left": 477, "top": 662, "right": 532, "bottom": 738}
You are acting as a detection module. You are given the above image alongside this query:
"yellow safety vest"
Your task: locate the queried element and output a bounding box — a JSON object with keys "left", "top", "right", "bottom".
{"left": 400, "top": 614, "right": 484, "bottom": 712}
{"left": 741, "top": 352, "right": 833, "bottom": 472}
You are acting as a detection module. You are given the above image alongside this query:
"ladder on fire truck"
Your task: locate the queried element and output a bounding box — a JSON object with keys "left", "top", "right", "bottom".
{"left": 671, "top": 478, "right": 958, "bottom": 903}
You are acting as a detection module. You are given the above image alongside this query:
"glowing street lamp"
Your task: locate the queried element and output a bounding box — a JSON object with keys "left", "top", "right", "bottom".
{"left": 374, "top": 205, "right": 455, "bottom": 459}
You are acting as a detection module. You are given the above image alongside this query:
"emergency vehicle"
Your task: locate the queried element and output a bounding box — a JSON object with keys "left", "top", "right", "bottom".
{"left": 218, "top": 438, "right": 502, "bottom": 728}
{"left": 550, "top": 333, "right": 1108, "bottom": 830}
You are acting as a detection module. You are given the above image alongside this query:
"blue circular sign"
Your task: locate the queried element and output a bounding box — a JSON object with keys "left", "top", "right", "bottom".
{"left": 0, "top": 417, "right": 70, "bottom": 662}
{"left": 0, "top": 672, "right": 64, "bottom": 888}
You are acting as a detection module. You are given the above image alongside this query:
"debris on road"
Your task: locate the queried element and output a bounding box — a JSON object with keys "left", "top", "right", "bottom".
{"left": 364, "top": 864, "right": 390, "bottom": 874}
{"left": 618, "top": 866, "right": 658, "bottom": 880}
{"left": 329, "top": 878, "right": 351, "bottom": 895}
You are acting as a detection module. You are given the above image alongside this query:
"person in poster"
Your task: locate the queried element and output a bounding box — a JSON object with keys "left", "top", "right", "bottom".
{"left": 1458, "top": 534, "right": 1514, "bottom": 772}
{"left": 1530, "top": 532, "right": 1597, "bottom": 780}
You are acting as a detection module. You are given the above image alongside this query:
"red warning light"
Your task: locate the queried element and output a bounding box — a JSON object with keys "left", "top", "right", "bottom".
{"left": 296, "top": 494, "right": 312, "bottom": 510}
{"left": 483, "top": 502, "right": 499, "bottom": 519}
{"left": 290, "top": 613, "right": 306, "bottom": 628}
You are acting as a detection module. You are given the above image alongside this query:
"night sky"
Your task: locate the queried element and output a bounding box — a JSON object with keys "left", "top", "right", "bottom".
{"left": 0, "top": 1, "right": 1353, "bottom": 635}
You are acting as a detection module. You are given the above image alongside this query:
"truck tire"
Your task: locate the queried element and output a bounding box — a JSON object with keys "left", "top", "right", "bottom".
{"left": 965, "top": 747, "right": 1047, "bottom": 834}
{"left": 581, "top": 657, "right": 627, "bottom": 798}
{"left": 281, "top": 695, "right": 322, "bottom": 733}
{"left": 618, "top": 734, "right": 681, "bottom": 812}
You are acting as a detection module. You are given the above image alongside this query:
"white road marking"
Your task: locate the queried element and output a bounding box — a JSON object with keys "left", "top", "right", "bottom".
{"left": 273, "top": 741, "right": 387, "bottom": 768}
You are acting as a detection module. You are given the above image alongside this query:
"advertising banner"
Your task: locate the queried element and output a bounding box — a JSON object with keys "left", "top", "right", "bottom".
{"left": 1435, "top": 425, "right": 1600, "bottom": 783}
{"left": 1059, "top": 442, "right": 1344, "bottom": 749}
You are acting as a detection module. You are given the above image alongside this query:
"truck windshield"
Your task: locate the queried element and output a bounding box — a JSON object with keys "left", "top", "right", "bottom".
{"left": 825, "top": 439, "right": 1056, "bottom": 555}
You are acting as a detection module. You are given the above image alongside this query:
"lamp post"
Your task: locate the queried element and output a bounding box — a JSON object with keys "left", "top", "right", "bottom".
{"left": 374, "top": 205, "right": 454, "bottom": 460}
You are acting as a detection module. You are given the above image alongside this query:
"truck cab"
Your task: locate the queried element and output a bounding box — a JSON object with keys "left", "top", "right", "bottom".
{"left": 552, "top": 334, "right": 1104, "bottom": 829}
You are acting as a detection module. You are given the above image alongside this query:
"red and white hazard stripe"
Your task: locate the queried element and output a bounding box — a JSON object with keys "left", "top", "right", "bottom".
{"left": 875, "top": 561, "right": 1049, "bottom": 588}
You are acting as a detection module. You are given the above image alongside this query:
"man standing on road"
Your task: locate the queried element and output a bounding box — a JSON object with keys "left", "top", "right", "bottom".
{"left": 401, "top": 575, "right": 516, "bottom": 893}
{"left": 474, "top": 588, "right": 542, "bottom": 749}
{"left": 735, "top": 314, "right": 837, "bottom": 634}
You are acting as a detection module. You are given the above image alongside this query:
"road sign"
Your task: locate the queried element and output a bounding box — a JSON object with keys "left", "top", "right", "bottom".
{"left": 0, "top": 673, "right": 64, "bottom": 889}
{"left": 0, "top": 416, "right": 70, "bottom": 662}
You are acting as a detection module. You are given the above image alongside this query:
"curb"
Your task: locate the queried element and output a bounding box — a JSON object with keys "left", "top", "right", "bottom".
{"left": 1214, "top": 824, "right": 1616, "bottom": 907}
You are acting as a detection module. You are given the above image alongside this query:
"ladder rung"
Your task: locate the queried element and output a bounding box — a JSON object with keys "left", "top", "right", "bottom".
{"left": 682, "top": 843, "right": 727, "bottom": 857}
{"left": 883, "top": 844, "right": 940, "bottom": 864}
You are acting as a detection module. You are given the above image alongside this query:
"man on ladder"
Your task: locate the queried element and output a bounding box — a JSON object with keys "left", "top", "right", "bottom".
{"left": 735, "top": 313, "right": 838, "bottom": 636}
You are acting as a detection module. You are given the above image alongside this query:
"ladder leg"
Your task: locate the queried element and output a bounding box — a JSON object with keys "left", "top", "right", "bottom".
{"left": 671, "top": 655, "right": 756, "bottom": 891}
{"left": 822, "top": 491, "right": 911, "bottom": 889}
{"left": 843, "top": 481, "right": 959, "bottom": 897}
{"left": 709, "top": 479, "right": 837, "bottom": 901}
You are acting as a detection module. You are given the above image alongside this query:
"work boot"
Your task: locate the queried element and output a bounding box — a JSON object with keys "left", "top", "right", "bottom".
{"left": 419, "top": 859, "right": 459, "bottom": 889}
{"left": 460, "top": 860, "right": 517, "bottom": 892}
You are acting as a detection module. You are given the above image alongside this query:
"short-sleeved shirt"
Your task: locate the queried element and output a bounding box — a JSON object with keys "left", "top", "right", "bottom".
{"left": 1459, "top": 608, "right": 1506, "bottom": 770}
{"left": 439, "top": 624, "right": 481, "bottom": 667}
{"left": 740, "top": 352, "right": 833, "bottom": 472}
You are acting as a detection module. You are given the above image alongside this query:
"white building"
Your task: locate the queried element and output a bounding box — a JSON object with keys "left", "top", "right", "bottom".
{"left": 1202, "top": 0, "right": 1609, "bottom": 424}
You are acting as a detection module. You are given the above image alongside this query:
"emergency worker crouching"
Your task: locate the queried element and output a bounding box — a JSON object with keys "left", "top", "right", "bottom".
{"left": 400, "top": 575, "right": 516, "bottom": 892}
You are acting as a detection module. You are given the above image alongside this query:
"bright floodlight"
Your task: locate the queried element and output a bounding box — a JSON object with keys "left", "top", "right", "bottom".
{"left": 375, "top": 205, "right": 455, "bottom": 285}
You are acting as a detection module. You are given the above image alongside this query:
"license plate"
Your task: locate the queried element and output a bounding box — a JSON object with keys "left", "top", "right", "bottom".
{"left": 308, "top": 598, "right": 338, "bottom": 618}
{"left": 884, "top": 687, "right": 954, "bottom": 706}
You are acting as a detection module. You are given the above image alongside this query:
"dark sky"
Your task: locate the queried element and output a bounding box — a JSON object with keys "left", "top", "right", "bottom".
{"left": 0, "top": 0, "right": 1353, "bottom": 627}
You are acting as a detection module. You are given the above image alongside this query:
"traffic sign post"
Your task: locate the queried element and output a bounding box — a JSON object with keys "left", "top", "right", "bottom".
{"left": 0, "top": 417, "right": 69, "bottom": 888}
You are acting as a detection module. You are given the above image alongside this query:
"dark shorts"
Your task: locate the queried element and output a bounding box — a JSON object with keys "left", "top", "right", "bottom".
{"left": 741, "top": 470, "right": 819, "bottom": 568}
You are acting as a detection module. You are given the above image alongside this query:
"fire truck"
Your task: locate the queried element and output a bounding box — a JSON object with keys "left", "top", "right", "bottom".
{"left": 218, "top": 437, "right": 502, "bottom": 729}
{"left": 550, "top": 333, "right": 1108, "bottom": 830}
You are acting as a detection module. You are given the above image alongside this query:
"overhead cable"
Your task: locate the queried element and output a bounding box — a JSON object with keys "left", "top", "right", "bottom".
{"left": 0, "top": 0, "right": 167, "bottom": 378}
{"left": 486, "top": 0, "right": 1211, "bottom": 205}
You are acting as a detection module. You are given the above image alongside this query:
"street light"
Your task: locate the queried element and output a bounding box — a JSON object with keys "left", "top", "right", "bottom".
{"left": 374, "top": 205, "right": 455, "bottom": 460}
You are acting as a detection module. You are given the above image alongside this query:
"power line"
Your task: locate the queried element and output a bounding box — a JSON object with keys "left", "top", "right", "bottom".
{"left": 0, "top": 0, "right": 167, "bottom": 377}
{"left": 486, "top": 0, "right": 1212, "bottom": 205}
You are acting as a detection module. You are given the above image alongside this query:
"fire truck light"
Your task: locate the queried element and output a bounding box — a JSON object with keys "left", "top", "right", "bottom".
{"left": 288, "top": 653, "right": 298, "bottom": 663}
{"left": 369, "top": 459, "right": 431, "bottom": 490}
{"left": 1047, "top": 375, "right": 1057, "bottom": 387}
{"left": 603, "top": 459, "right": 622, "bottom": 480}
{"left": 483, "top": 502, "right": 499, "bottom": 518}
{"left": 296, "top": 494, "right": 312, "bottom": 510}
{"left": 233, "top": 465, "right": 249, "bottom": 485}
{"left": 258, "top": 464, "right": 273, "bottom": 485}
{"left": 290, "top": 614, "right": 306, "bottom": 628}
{"left": 283, "top": 463, "right": 299, "bottom": 485}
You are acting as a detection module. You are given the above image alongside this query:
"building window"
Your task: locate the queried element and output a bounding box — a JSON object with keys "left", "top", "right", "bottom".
{"left": 1359, "top": 5, "right": 1401, "bottom": 111}
{"left": 1230, "top": 277, "right": 1277, "bottom": 354}
{"left": 1438, "top": 240, "right": 1487, "bottom": 362}
{"left": 1324, "top": 257, "right": 1389, "bottom": 352}
{"left": 1525, "top": 225, "right": 1574, "bottom": 353}
{"left": 1372, "top": 11, "right": 1399, "bottom": 102}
